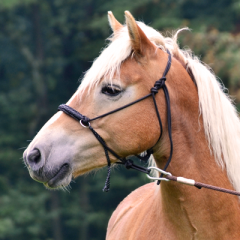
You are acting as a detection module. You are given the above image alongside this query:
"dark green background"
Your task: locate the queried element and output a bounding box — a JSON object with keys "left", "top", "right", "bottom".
{"left": 1, "top": 0, "right": 240, "bottom": 239}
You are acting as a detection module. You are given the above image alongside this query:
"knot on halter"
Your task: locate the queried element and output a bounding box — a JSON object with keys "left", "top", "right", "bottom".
{"left": 151, "top": 77, "right": 166, "bottom": 94}
{"left": 124, "top": 159, "right": 133, "bottom": 169}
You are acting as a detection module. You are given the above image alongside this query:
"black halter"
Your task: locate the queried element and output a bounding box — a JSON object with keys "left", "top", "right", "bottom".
{"left": 58, "top": 49, "right": 173, "bottom": 192}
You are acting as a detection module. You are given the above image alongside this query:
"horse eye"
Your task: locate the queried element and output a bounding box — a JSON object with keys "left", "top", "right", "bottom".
{"left": 101, "top": 85, "right": 122, "bottom": 96}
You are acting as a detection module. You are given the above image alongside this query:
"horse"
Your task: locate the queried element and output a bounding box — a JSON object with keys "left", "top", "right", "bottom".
{"left": 23, "top": 11, "right": 240, "bottom": 239}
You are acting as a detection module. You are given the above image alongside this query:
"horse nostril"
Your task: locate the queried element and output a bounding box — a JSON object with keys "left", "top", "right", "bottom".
{"left": 27, "top": 148, "right": 43, "bottom": 171}
{"left": 28, "top": 149, "right": 41, "bottom": 164}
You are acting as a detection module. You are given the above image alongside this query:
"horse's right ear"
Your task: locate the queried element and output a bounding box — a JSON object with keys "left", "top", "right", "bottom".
{"left": 108, "top": 11, "right": 123, "bottom": 33}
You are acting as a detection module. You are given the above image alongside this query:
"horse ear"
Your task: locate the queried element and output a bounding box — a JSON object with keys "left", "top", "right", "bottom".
{"left": 125, "top": 11, "right": 156, "bottom": 59}
{"left": 108, "top": 11, "right": 123, "bottom": 33}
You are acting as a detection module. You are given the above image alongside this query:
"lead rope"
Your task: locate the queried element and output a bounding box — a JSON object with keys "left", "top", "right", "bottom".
{"left": 147, "top": 167, "right": 240, "bottom": 197}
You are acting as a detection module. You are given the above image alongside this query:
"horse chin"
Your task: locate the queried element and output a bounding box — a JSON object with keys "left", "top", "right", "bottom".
{"left": 28, "top": 162, "right": 73, "bottom": 190}
{"left": 43, "top": 172, "right": 73, "bottom": 190}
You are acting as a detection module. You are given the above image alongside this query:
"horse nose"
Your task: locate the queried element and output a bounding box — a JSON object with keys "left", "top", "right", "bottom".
{"left": 25, "top": 148, "right": 44, "bottom": 171}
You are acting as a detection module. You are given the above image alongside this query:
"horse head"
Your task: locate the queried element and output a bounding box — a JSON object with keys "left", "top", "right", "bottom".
{"left": 23, "top": 11, "right": 186, "bottom": 189}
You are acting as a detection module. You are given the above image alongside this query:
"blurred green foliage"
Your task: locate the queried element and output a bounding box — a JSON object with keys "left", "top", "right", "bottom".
{"left": 1, "top": 0, "right": 240, "bottom": 239}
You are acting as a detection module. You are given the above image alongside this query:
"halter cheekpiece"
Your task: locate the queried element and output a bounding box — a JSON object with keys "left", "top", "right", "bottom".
{"left": 58, "top": 49, "right": 173, "bottom": 192}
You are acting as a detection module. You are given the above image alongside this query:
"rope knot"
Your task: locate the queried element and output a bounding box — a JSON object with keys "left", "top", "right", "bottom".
{"left": 151, "top": 77, "right": 166, "bottom": 94}
{"left": 151, "top": 87, "right": 159, "bottom": 94}
{"left": 124, "top": 159, "right": 133, "bottom": 169}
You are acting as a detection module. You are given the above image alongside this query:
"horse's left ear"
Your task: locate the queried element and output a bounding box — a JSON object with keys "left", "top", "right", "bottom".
{"left": 125, "top": 11, "right": 156, "bottom": 59}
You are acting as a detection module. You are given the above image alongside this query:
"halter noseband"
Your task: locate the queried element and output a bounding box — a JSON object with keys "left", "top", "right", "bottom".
{"left": 58, "top": 49, "right": 173, "bottom": 192}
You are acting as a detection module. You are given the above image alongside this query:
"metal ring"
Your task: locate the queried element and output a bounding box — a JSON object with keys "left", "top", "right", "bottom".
{"left": 80, "top": 120, "right": 90, "bottom": 128}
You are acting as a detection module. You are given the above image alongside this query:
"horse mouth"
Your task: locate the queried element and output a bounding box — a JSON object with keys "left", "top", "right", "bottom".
{"left": 44, "top": 163, "right": 71, "bottom": 189}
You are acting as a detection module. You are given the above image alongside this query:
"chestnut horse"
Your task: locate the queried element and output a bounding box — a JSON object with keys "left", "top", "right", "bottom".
{"left": 23, "top": 11, "right": 240, "bottom": 239}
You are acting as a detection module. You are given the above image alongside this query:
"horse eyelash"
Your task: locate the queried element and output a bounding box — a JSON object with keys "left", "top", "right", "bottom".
{"left": 101, "top": 84, "right": 122, "bottom": 96}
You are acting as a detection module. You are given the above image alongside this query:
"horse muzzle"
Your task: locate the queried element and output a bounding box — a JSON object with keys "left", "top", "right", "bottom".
{"left": 23, "top": 148, "right": 72, "bottom": 189}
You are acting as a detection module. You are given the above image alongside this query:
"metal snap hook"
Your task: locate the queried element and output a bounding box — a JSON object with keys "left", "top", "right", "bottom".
{"left": 146, "top": 166, "right": 172, "bottom": 182}
{"left": 80, "top": 119, "right": 90, "bottom": 128}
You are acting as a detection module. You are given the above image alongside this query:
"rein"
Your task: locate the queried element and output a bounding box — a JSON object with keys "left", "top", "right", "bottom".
{"left": 58, "top": 49, "right": 173, "bottom": 192}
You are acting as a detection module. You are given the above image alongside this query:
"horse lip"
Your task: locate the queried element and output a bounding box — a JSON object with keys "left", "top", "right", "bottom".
{"left": 46, "top": 163, "right": 70, "bottom": 188}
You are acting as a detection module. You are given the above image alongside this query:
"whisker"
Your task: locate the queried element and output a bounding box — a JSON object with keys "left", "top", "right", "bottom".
{"left": 18, "top": 146, "right": 27, "bottom": 150}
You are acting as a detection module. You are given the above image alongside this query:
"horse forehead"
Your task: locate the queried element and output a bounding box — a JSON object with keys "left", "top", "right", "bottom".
{"left": 120, "top": 58, "right": 156, "bottom": 85}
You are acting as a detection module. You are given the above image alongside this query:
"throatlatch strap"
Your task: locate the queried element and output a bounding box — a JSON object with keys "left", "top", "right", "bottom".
{"left": 58, "top": 49, "right": 173, "bottom": 191}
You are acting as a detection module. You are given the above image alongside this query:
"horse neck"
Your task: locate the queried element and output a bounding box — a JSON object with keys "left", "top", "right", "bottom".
{"left": 152, "top": 72, "right": 240, "bottom": 239}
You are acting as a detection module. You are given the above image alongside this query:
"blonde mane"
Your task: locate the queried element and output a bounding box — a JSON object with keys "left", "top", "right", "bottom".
{"left": 79, "top": 22, "right": 240, "bottom": 192}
